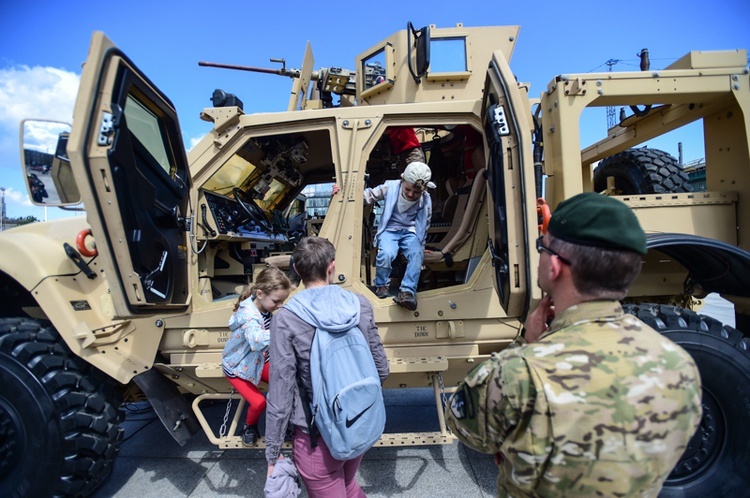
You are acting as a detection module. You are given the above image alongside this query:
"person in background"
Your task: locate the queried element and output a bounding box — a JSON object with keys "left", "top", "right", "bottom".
{"left": 387, "top": 126, "right": 425, "bottom": 168}
{"left": 445, "top": 192, "right": 703, "bottom": 497}
{"left": 265, "top": 236, "right": 389, "bottom": 497}
{"left": 222, "top": 266, "right": 293, "bottom": 446}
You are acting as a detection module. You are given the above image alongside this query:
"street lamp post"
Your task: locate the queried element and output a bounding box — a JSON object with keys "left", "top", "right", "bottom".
{"left": 0, "top": 187, "right": 5, "bottom": 231}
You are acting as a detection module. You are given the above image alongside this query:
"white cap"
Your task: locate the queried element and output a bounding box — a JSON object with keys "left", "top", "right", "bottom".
{"left": 402, "top": 161, "right": 436, "bottom": 189}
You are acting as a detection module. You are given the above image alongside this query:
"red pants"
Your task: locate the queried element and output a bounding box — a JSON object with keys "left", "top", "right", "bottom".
{"left": 226, "top": 362, "right": 269, "bottom": 425}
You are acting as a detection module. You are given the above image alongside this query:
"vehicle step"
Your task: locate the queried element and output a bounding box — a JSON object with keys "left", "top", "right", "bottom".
{"left": 195, "top": 355, "right": 450, "bottom": 378}
{"left": 212, "top": 432, "right": 455, "bottom": 449}
{"left": 388, "top": 356, "right": 449, "bottom": 374}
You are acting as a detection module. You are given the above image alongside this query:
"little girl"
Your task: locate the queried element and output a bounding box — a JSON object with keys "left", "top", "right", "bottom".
{"left": 222, "top": 266, "right": 293, "bottom": 446}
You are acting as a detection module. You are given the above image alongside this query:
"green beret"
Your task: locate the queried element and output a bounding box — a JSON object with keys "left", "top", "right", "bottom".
{"left": 548, "top": 192, "right": 647, "bottom": 254}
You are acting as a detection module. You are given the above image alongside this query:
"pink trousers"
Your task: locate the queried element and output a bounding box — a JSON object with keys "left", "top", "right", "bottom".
{"left": 292, "top": 427, "right": 367, "bottom": 497}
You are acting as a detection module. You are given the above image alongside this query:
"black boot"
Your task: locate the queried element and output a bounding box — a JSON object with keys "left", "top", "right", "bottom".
{"left": 242, "top": 424, "right": 260, "bottom": 446}
{"left": 394, "top": 291, "right": 417, "bottom": 311}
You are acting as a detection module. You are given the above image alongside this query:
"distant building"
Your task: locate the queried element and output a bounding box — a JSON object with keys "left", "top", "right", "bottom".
{"left": 24, "top": 149, "right": 54, "bottom": 174}
{"left": 301, "top": 183, "right": 334, "bottom": 218}
{"left": 683, "top": 157, "right": 706, "bottom": 191}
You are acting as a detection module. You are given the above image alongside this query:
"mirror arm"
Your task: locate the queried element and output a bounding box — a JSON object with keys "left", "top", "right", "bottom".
{"left": 407, "top": 22, "right": 421, "bottom": 84}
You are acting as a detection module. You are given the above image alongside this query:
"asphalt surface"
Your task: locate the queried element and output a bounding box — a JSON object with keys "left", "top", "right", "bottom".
{"left": 94, "top": 387, "right": 497, "bottom": 497}
{"left": 93, "top": 294, "right": 735, "bottom": 497}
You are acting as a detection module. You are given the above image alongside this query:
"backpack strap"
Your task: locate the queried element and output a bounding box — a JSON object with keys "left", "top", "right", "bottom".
{"left": 294, "top": 329, "right": 320, "bottom": 448}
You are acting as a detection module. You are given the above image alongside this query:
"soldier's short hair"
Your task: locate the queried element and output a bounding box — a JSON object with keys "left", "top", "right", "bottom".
{"left": 549, "top": 235, "right": 642, "bottom": 298}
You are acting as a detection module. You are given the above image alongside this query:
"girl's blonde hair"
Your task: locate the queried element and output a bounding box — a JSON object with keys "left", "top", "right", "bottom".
{"left": 233, "top": 266, "right": 293, "bottom": 312}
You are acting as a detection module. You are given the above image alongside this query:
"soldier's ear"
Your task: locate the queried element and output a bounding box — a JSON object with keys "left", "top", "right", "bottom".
{"left": 548, "top": 254, "right": 567, "bottom": 281}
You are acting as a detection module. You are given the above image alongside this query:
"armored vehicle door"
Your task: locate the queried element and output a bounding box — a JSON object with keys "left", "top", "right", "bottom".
{"left": 482, "top": 50, "right": 539, "bottom": 318}
{"left": 68, "top": 32, "right": 190, "bottom": 318}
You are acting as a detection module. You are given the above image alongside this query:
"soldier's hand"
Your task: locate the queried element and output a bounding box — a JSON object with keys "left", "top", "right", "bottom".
{"left": 524, "top": 294, "right": 555, "bottom": 343}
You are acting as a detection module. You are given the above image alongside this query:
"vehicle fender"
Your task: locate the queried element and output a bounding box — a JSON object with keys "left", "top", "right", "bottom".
{"left": 647, "top": 233, "right": 750, "bottom": 298}
{"left": 0, "top": 217, "right": 91, "bottom": 291}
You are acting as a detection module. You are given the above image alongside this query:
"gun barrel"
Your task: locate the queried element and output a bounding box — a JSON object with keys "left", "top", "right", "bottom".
{"left": 198, "top": 61, "right": 300, "bottom": 78}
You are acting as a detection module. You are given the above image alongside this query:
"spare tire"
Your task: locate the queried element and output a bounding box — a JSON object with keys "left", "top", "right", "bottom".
{"left": 594, "top": 147, "right": 693, "bottom": 194}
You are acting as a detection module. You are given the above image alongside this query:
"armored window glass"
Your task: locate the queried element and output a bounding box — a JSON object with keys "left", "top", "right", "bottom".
{"left": 256, "top": 178, "right": 289, "bottom": 211}
{"left": 359, "top": 43, "right": 395, "bottom": 100}
{"left": 430, "top": 38, "right": 467, "bottom": 72}
{"left": 124, "top": 94, "right": 173, "bottom": 177}
{"left": 426, "top": 37, "right": 471, "bottom": 82}
{"left": 203, "top": 153, "right": 258, "bottom": 196}
{"left": 362, "top": 49, "right": 387, "bottom": 92}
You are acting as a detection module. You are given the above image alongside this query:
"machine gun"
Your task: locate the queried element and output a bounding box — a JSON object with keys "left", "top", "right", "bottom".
{"left": 199, "top": 57, "right": 356, "bottom": 108}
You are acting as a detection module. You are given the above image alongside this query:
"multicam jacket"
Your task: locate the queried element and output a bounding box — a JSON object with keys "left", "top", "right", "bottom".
{"left": 445, "top": 300, "right": 702, "bottom": 497}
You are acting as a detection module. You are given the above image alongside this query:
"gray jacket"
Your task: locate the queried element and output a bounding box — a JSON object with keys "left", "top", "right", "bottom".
{"left": 264, "top": 285, "right": 389, "bottom": 464}
{"left": 263, "top": 457, "right": 301, "bottom": 497}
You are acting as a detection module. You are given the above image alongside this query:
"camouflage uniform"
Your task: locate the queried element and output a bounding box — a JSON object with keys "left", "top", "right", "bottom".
{"left": 445, "top": 300, "right": 702, "bottom": 497}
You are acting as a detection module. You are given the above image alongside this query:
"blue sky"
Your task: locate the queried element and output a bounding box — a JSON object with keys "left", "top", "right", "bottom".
{"left": 1, "top": 0, "right": 748, "bottom": 221}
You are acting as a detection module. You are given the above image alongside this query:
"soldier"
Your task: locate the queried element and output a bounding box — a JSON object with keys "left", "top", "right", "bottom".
{"left": 445, "top": 192, "right": 703, "bottom": 497}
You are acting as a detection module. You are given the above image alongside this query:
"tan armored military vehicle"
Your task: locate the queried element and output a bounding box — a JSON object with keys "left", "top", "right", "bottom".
{"left": 3, "top": 22, "right": 749, "bottom": 497}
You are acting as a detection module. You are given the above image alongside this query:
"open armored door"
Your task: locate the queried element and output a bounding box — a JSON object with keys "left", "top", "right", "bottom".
{"left": 68, "top": 32, "right": 190, "bottom": 318}
{"left": 481, "top": 50, "right": 539, "bottom": 319}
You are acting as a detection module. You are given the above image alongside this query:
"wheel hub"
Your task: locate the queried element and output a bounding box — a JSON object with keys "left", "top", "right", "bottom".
{"left": 0, "top": 401, "right": 23, "bottom": 479}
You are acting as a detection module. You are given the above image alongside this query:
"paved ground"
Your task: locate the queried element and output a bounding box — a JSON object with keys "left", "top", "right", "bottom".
{"left": 94, "top": 388, "right": 497, "bottom": 497}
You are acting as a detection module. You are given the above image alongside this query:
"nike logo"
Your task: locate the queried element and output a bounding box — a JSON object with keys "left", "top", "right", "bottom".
{"left": 345, "top": 403, "right": 374, "bottom": 428}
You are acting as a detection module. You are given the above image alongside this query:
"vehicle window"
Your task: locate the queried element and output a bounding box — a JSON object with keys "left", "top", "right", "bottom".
{"left": 202, "top": 154, "right": 258, "bottom": 196}
{"left": 256, "top": 178, "right": 290, "bottom": 211}
{"left": 430, "top": 38, "right": 467, "bottom": 73}
{"left": 362, "top": 49, "right": 387, "bottom": 91}
{"left": 124, "top": 94, "right": 173, "bottom": 177}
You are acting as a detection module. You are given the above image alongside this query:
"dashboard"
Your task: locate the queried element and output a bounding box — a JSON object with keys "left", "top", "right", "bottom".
{"left": 201, "top": 190, "right": 287, "bottom": 242}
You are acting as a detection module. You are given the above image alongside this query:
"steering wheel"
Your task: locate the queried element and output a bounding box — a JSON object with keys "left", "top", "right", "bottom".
{"left": 232, "top": 187, "right": 273, "bottom": 232}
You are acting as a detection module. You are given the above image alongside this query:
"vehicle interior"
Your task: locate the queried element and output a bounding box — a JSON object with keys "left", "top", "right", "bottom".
{"left": 194, "top": 122, "right": 489, "bottom": 302}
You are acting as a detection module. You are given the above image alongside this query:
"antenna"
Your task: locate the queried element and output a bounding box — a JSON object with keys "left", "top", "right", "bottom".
{"left": 605, "top": 59, "right": 619, "bottom": 129}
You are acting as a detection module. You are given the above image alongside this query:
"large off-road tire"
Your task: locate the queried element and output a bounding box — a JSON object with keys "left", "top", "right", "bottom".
{"left": 622, "top": 304, "right": 750, "bottom": 496}
{"left": 0, "top": 318, "right": 123, "bottom": 497}
{"left": 594, "top": 147, "right": 693, "bottom": 194}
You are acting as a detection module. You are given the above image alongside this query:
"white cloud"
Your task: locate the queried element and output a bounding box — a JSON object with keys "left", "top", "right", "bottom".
{"left": 0, "top": 66, "right": 79, "bottom": 129}
{"left": 0, "top": 66, "right": 80, "bottom": 221}
{"left": 2, "top": 186, "right": 33, "bottom": 207}
{"left": 189, "top": 135, "right": 203, "bottom": 151}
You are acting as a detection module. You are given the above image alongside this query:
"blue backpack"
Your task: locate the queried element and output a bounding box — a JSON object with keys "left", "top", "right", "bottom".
{"left": 306, "top": 324, "right": 385, "bottom": 460}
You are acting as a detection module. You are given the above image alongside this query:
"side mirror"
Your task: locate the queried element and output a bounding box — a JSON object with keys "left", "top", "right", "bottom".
{"left": 20, "top": 119, "right": 81, "bottom": 206}
{"left": 407, "top": 22, "right": 430, "bottom": 84}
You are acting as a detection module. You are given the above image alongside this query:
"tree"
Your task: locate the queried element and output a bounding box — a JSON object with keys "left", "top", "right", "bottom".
{"left": 7, "top": 215, "right": 40, "bottom": 226}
